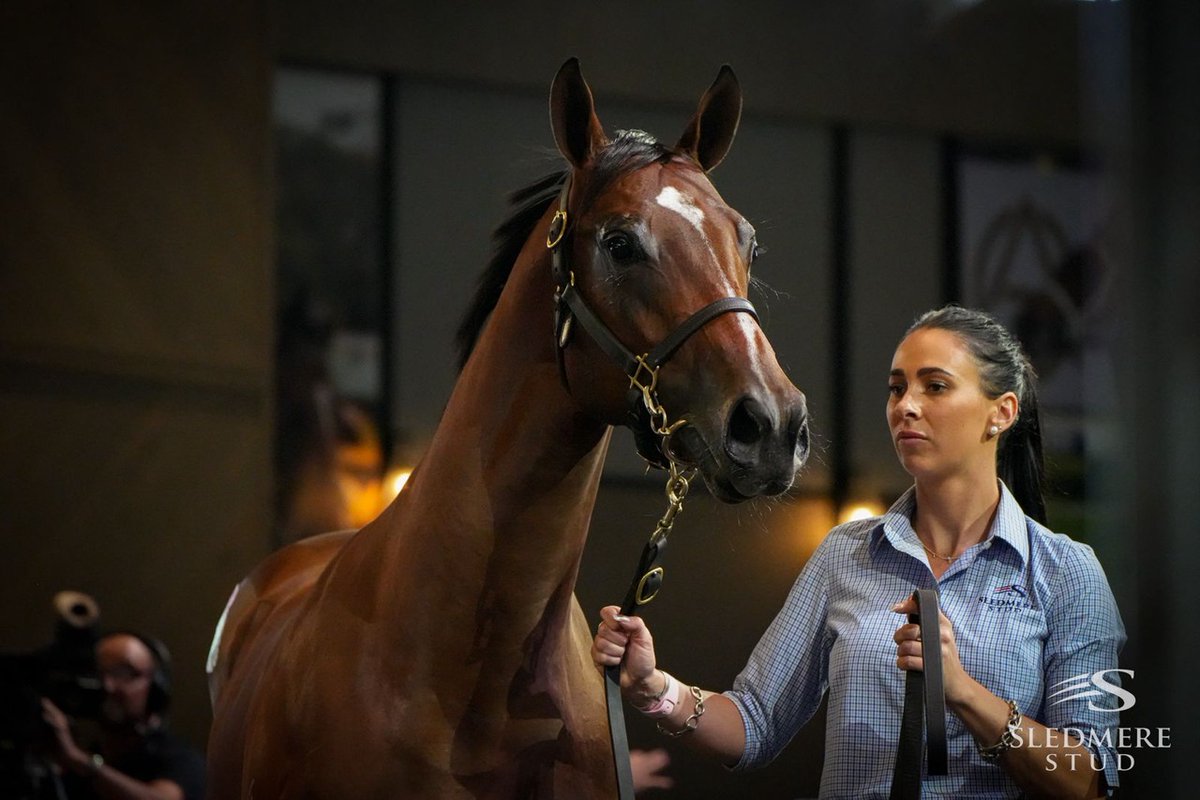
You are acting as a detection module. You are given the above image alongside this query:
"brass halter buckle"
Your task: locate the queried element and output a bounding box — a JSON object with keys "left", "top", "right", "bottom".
{"left": 546, "top": 210, "right": 568, "bottom": 249}
{"left": 629, "top": 354, "right": 659, "bottom": 395}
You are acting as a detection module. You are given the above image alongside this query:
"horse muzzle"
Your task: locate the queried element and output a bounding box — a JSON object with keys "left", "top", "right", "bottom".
{"left": 671, "top": 389, "right": 809, "bottom": 502}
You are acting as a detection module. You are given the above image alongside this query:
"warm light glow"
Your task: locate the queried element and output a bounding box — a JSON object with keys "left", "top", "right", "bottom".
{"left": 385, "top": 467, "right": 413, "bottom": 502}
{"left": 838, "top": 502, "right": 885, "bottom": 525}
{"left": 785, "top": 496, "right": 838, "bottom": 563}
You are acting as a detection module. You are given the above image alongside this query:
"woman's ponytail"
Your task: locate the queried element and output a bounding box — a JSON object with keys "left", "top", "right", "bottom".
{"left": 996, "top": 360, "right": 1047, "bottom": 525}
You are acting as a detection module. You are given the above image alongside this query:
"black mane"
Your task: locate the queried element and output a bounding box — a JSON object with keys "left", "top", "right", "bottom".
{"left": 454, "top": 130, "right": 675, "bottom": 369}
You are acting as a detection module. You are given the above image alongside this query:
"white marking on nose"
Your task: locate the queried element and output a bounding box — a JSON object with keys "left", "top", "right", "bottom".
{"left": 735, "top": 312, "right": 766, "bottom": 365}
{"left": 656, "top": 186, "right": 706, "bottom": 235}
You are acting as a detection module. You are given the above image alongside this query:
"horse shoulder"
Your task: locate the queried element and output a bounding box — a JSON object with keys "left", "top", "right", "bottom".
{"left": 208, "top": 529, "right": 355, "bottom": 704}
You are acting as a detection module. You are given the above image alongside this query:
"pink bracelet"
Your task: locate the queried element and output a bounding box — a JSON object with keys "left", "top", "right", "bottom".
{"left": 634, "top": 671, "right": 680, "bottom": 719}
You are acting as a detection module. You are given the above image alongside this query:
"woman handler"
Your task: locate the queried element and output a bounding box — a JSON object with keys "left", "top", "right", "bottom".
{"left": 593, "top": 306, "right": 1125, "bottom": 799}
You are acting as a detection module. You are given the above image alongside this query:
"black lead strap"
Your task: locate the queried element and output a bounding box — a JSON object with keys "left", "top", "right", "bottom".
{"left": 604, "top": 668, "right": 637, "bottom": 800}
{"left": 890, "top": 588, "right": 949, "bottom": 799}
{"left": 603, "top": 530, "right": 672, "bottom": 800}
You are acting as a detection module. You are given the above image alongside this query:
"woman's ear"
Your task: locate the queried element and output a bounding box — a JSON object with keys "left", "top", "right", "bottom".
{"left": 991, "top": 391, "right": 1019, "bottom": 434}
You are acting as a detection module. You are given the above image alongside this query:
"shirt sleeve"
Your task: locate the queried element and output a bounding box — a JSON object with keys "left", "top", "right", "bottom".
{"left": 1041, "top": 541, "right": 1126, "bottom": 794}
{"left": 723, "top": 536, "right": 833, "bottom": 770}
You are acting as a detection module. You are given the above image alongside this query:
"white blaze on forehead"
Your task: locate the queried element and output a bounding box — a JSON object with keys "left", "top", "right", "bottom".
{"left": 655, "top": 185, "right": 719, "bottom": 266}
{"left": 655, "top": 186, "right": 706, "bottom": 235}
{"left": 654, "top": 186, "right": 767, "bottom": 378}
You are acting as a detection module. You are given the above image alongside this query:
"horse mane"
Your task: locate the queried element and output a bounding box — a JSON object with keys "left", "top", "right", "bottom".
{"left": 455, "top": 130, "right": 674, "bottom": 369}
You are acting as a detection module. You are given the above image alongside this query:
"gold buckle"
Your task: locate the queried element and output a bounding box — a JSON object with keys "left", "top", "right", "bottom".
{"left": 546, "top": 210, "right": 568, "bottom": 249}
{"left": 629, "top": 355, "right": 658, "bottom": 394}
{"left": 635, "top": 567, "right": 665, "bottom": 605}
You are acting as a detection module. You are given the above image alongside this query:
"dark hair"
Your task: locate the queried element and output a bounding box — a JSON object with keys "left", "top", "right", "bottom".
{"left": 907, "top": 305, "right": 1048, "bottom": 525}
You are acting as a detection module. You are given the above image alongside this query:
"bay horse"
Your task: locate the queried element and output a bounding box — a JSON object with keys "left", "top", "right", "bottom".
{"left": 206, "top": 59, "right": 809, "bottom": 799}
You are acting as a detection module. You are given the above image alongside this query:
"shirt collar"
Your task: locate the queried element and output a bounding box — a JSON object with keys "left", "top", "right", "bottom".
{"left": 989, "top": 480, "right": 1030, "bottom": 566}
{"left": 871, "top": 481, "right": 1029, "bottom": 567}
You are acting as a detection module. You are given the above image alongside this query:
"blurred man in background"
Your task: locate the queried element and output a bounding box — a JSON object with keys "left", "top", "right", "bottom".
{"left": 40, "top": 632, "right": 204, "bottom": 800}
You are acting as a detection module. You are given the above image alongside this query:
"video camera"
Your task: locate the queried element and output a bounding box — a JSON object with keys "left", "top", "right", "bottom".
{"left": 0, "top": 591, "right": 103, "bottom": 800}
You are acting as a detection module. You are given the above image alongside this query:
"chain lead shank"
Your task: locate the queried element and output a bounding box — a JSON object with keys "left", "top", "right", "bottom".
{"left": 616, "top": 374, "right": 696, "bottom": 616}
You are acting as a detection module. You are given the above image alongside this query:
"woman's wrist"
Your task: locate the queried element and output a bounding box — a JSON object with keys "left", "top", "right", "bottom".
{"left": 627, "top": 669, "right": 667, "bottom": 708}
{"left": 634, "top": 671, "right": 682, "bottom": 719}
{"left": 944, "top": 668, "right": 985, "bottom": 714}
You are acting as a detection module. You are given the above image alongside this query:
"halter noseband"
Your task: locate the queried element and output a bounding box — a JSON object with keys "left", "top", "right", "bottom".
{"left": 547, "top": 173, "right": 759, "bottom": 468}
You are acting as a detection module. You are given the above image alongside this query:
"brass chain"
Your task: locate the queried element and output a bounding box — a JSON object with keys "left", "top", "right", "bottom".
{"left": 651, "top": 460, "right": 693, "bottom": 542}
{"left": 629, "top": 355, "right": 697, "bottom": 545}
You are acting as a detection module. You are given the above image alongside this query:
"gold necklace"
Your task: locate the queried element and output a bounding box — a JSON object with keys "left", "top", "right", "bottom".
{"left": 918, "top": 538, "right": 957, "bottom": 562}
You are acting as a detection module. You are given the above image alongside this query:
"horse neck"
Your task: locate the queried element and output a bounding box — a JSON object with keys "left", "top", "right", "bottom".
{"left": 341, "top": 218, "right": 611, "bottom": 649}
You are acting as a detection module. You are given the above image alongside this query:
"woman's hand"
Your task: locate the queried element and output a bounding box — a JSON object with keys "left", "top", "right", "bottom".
{"left": 591, "top": 605, "right": 660, "bottom": 702}
{"left": 891, "top": 596, "right": 974, "bottom": 708}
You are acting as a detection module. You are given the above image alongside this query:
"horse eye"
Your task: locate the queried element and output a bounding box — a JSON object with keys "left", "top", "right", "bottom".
{"left": 751, "top": 243, "right": 767, "bottom": 262}
{"left": 603, "top": 232, "right": 640, "bottom": 264}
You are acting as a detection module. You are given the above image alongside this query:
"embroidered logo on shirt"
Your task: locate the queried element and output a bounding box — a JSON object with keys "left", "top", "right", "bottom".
{"left": 978, "top": 584, "right": 1032, "bottom": 609}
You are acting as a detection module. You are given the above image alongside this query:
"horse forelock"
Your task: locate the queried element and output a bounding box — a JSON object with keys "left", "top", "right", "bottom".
{"left": 454, "top": 130, "right": 686, "bottom": 370}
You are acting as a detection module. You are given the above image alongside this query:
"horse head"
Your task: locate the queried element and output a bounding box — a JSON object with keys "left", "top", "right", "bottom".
{"left": 548, "top": 59, "right": 809, "bottom": 502}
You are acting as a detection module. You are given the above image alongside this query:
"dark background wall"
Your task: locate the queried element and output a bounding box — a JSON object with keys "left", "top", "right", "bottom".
{"left": 1, "top": 1, "right": 1195, "bottom": 798}
{"left": 0, "top": 0, "right": 273, "bottom": 762}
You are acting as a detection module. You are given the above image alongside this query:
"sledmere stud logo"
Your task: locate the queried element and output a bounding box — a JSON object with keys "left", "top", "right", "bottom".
{"left": 1049, "top": 669, "right": 1137, "bottom": 712}
{"left": 978, "top": 584, "right": 1033, "bottom": 610}
{"left": 1018, "top": 670, "right": 1171, "bottom": 773}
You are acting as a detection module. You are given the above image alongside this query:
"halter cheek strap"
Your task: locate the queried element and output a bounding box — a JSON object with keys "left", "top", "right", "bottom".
{"left": 547, "top": 174, "right": 759, "bottom": 467}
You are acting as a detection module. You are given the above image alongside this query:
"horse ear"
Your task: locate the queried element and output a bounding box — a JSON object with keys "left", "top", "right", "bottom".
{"left": 549, "top": 57, "right": 608, "bottom": 168}
{"left": 676, "top": 65, "right": 742, "bottom": 172}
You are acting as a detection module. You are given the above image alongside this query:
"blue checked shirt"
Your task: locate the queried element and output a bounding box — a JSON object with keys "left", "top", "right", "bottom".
{"left": 724, "top": 482, "right": 1126, "bottom": 799}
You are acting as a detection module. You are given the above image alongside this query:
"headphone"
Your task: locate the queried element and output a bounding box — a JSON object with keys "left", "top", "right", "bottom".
{"left": 102, "top": 630, "right": 173, "bottom": 716}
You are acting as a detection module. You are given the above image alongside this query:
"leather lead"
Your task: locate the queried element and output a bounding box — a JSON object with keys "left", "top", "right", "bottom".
{"left": 889, "top": 588, "right": 948, "bottom": 799}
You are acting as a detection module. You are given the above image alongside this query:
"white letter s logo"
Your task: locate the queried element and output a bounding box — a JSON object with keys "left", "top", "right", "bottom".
{"left": 1089, "top": 669, "right": 1136, "bottom": 712}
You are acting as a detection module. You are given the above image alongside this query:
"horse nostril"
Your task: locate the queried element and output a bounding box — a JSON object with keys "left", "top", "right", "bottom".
{"left": 728, "top": 396, "right": 770, "bottom": 448}
{"left": 796, "top": 417, "right": 811, "bottom": 457}
{"left": 787, "top": 404, "right": 810, "bottom": 459}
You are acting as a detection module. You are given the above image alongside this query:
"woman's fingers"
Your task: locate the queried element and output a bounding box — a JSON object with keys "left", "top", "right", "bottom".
{"left": 892, "top": 622, "right": 920, "bottom": 644}
{"left": 592, "top": 606, "right": 659, "bottom": 687}
{"left": 592, "top": 631, "right": 629, "bottom": 657}
{"left": 891, "top": 598, "right": 962, "bottom": 675}
{"left": 892, "top": 599, "right": 923, "bottom": 671}
{"left": 592, "top": 606, "right": 647, "bottom": 667}
{"left": 891, "top": 596, "right": 918, "bottom": 616}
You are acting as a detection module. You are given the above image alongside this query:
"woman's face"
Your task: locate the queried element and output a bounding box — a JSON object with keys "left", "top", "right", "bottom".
{"left": 887, "top": 327, "right": 1009, "bottom": 482}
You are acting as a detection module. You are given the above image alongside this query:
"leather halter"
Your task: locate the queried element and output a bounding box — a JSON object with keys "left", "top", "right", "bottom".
{"left": 547, "top": 173, "right": 759, "bottom": 468}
